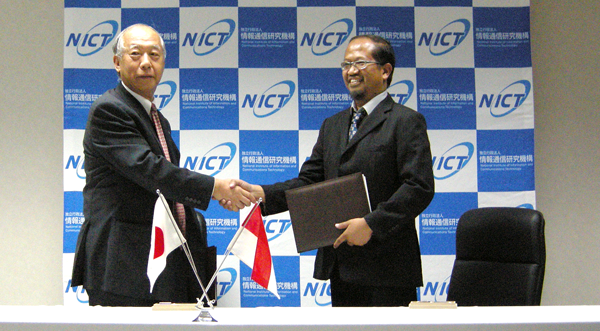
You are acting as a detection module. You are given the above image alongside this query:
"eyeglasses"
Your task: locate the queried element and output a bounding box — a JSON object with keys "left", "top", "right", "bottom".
{"left": 340, "top": 60, "right": 380, "bottom": 71}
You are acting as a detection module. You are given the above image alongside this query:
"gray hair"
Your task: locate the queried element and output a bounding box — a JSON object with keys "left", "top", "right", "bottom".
{"left": 112, "top": 23, "right": 166, "bottom": 59}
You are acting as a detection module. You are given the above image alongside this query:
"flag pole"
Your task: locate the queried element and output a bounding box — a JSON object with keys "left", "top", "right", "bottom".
{"left": 196, "top": 198, "right": 262, "bottom": 306}
{"left": 156, "top": 190, "right": 213, "bottom": 309}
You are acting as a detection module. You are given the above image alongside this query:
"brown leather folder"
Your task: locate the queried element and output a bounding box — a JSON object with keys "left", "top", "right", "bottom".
{"left": 285, "top": 173, "right": 371, "bottom": 253}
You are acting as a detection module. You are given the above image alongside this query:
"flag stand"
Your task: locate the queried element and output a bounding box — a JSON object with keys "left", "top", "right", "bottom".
{"left": 155, "top": 191, "right": 271, "bottom": 322}
{"left": 191, "top": 199, "right": 264, "bottom": 322}
{"left": 156, "top": 190, "right": 218, "bottom": 322}
{"left": 192, "top": 306, "right": 218, "bottom": 323}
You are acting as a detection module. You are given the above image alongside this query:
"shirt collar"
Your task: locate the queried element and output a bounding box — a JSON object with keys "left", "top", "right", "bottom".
{"left": 352, "top": 91, "right": 389, "bottom": 115}
{"left": 121, "top": 81, "right": 156, "bottom": 116}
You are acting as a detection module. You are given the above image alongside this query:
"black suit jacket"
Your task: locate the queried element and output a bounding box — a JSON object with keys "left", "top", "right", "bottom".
{"left": 72, "top": 83, "right": 215, "bottom": 302}
{"left": 262, "top": 95, "right": 434, "bottom": 288}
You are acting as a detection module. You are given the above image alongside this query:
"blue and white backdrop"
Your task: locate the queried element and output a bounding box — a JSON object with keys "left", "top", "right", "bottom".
{"left": 63, "top": 0, "right": 534, "bottom": 307}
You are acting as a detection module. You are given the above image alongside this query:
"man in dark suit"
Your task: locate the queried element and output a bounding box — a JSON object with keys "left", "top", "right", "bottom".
{"left": 71, "top": 24, "right": 255, "bottom": 307}
{"left": 228, "top": 35, "right": 434, "bottom": 306}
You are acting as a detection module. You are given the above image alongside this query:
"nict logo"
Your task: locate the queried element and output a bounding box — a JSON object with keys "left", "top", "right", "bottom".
{"left": 432, "top": 142, "right": 474, "bottom": 180}
{"left": 517, "top": 203, "right": 534, "bottom": 209}
{"left": 422, "top": 275, "right": 450, "bottom": 302}
{"left": 303, "top": 281, "right": 331, "bottom": 306}
{"left": 65, "top": 155, "right": 85, "bottom": 179}
{"left": 66, "top": 20, "right": 119, "bottom": 57}
{"left": 154, "top": 81, "right": 177, "bottom": 110}
{"left": 264, "top": 219, "right": 292, "bottom": 242}
{"left": 182, "top": 19, "right": 235, "bottom": 56}
{"left": 300, "top": 18, "right": 353, "bottom": 56}
{"left": 217, "top": 267, "right": 237, "bottom": 299}
{"left": 479, "top": 80, "right": 531, "bottom": 118}
{"left": 183, "top": 142, "right": 236, "bottom": 177}
{"left": 418, "top": 19, "right": 470, "bottom": 56}
{"left": 65, "top": 280, "right": 89, "bottom": 304}
{"left": 388, "top": 80, "right": 414, "bottom": 105}
{"left": 242, "top": 81, "right": 295, "bottom": 118}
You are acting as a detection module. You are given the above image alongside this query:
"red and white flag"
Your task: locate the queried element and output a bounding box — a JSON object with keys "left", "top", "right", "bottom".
{"left": 228, "top": 204, "right": 279, "bottom": 299}
{"left": 147, "top": 196, "right": 185, "bottom": 293}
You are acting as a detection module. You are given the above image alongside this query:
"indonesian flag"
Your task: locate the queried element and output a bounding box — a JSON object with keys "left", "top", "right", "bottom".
{"left": 147, "top": 196, "right": 185, "bottom": 293}
{"left": 228, "top": 204, "right": 280, "bottom": 299}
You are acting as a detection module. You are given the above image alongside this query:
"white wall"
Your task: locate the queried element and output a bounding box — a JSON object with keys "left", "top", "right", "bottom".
{"left": 531, "top": 2, "right": 600, "bottom": 305}
{"left": 0, "top": 0, "right": 64, "bottom": 305}
{"left": 1, "top": 0, "right": 599, "bottom": 305}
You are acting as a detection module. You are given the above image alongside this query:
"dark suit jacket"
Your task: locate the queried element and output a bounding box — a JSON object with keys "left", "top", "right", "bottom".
{"left": 262, "top": 95, "right": 434, "bottom": 288}
{"left": 71, "top": 83, "right": 215, "bottom": 302}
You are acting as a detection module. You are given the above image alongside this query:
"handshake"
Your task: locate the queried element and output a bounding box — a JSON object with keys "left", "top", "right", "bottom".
{"left": 211, "top": 178, "right": 264, "bottom": 212}
{"left": 211, "top": 178, "right": 373, "bottom": 248}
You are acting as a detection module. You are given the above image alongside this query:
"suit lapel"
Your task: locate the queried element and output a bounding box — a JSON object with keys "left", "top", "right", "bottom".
{"left": 150, "top": 112, "right": 180, "bottom": 165}
{"left": 116, "top": 84, "right": 173, "bottom": 162}
{"left": 336, "top": 107, "right": 354, "bottom": 149}
{"left": 157, "top": 112, "right": 180, "bottom": 165}
{"left": 344, "top": 95, "right": 394, "bottom": 153}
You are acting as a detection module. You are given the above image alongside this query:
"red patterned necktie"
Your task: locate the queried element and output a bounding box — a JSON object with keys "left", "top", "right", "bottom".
{"left": 150, "top": 103, "right": 186, "bottom": 236}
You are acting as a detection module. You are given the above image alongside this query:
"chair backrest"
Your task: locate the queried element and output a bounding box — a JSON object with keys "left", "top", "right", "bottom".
{"left": 446, "top": 207, "right": 546, "bottom": 306}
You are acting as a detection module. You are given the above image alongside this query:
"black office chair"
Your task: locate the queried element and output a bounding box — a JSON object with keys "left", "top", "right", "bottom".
{"left": 446, "top": 207, "right": 546, "bottom": 306}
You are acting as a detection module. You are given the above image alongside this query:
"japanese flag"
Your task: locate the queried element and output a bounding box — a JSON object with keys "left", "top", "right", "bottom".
{"left": 147, "top": 196, "right": 185, "bottom": 293}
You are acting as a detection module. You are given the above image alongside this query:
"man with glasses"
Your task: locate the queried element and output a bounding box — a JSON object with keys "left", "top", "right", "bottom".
{"left": 227, "top": 35, "right": 434, "bottom": 307}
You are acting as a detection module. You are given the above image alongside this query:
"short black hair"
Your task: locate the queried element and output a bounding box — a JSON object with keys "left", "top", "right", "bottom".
{"left": 349, "top": 34, "right": 395, "bottom": 87}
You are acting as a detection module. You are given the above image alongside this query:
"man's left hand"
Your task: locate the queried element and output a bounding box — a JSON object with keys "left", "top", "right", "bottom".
{"left": 333, "top": 218, "right": 372, "bottom": 248}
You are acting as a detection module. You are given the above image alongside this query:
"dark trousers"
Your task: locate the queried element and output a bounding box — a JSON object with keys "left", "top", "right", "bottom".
{"left": 329, "top": 270, "right": 417, "bottom": 307}
{"left": 87, "top": 290, "right": 159, "bottom": 307}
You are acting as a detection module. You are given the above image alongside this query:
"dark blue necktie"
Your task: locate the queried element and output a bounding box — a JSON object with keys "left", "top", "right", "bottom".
{"left": 348, "top": 108, "right": 367, "bottom": 141}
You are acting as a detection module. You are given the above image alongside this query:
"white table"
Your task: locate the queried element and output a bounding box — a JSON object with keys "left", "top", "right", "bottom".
{"left": 1, "top": 305, "right": 599, "bottom": 330}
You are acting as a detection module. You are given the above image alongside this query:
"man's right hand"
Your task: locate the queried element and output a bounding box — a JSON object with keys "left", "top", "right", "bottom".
{"left": 218, "top": 182, "right": 265, "bottom": 212}
{"left": 212, "top": 178, "right": 257, "bottom": 212}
